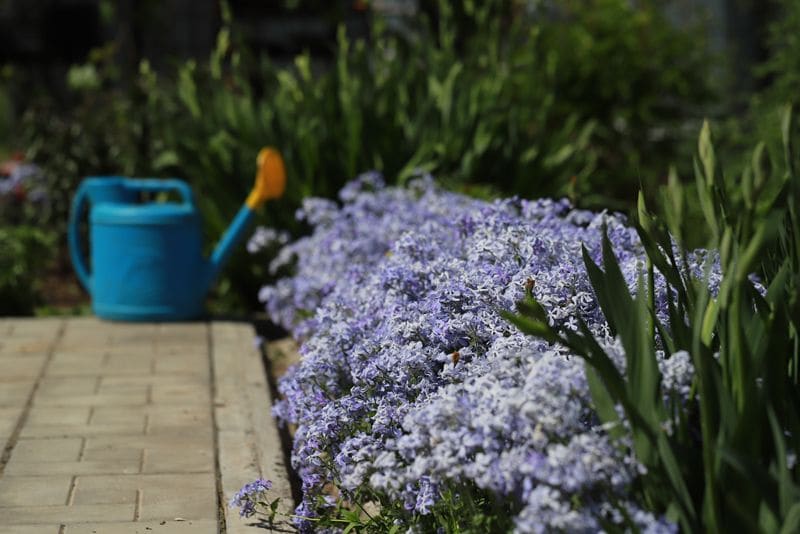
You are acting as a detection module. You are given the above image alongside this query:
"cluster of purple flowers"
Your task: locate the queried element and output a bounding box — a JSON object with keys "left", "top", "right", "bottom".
{"left": 229, "top": 478, "right": 273, "bottom": 518}
{"left": 0, "top": 162, "right": 46, "bottom": 203}
{"left": 252, "top": 174, "right": 697, "bottom": 532}
{"left": 247, "top": 226, "right": 290, "bottom": 254}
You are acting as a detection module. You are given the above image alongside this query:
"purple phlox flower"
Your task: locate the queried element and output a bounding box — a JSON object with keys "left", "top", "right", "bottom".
{"left": 229, "top": 478, "right": 273, "bottom": 517}
{"left": 247, "top": 226, "right": 290, "bottom": 254}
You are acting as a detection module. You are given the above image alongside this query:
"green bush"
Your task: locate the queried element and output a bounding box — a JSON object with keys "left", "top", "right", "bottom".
{"left": 143, "top": 0, "right": 712, "bottom": 309}
{"left": 0, "top": 226, "right": 55, "bottom": 316}
{"left": 19, "top": 44, "right": 146, "bottom": 236}
{"left": 717, "top": 0, "right": 800, "bottom": 181}
{"left": 756, "top": 0, "right": 800, "bottom": 110}
{"left": 18, "top": 0, "right": 715, "bottom": 312}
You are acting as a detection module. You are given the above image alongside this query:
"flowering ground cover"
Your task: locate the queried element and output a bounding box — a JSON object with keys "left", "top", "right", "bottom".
{"left": 240, "top": 173, "right": 711, "bottom": 532}
{"left": 239, "top": 114, "right": 800, "bottom": 532}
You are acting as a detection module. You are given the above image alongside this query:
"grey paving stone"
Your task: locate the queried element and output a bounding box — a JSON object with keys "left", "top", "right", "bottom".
{"left": 62, "top": 519, "right": 217, "bottom": 533}
{"left": 0, "top": 524, "right": 62, "bottom": 534}
{"left": 213, "top": 322, "right": 295, "bottom": 533}
{"left": 4, "top": 459, "right": 141, "bottom": 476}
{"left": 9, "top": 437, "right": 85, "bottom": 463}
{"left": 0, "top": 383, "right": 32, "bottom": 407}
{"left": 0, "top": 503, "right": 135, "bottom": 524}
{"left": 0, "top": 407, "right": 23, "bottom": 437}
{"left": 0, "top": 475, "right": 73, "bottom": 506}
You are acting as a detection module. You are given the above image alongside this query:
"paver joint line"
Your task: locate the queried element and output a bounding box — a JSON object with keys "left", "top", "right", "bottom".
{"left": 66, "top": 475, "right": 78, "bottom": 506}
{"left": 208, "top": 321, "right": 229, "bottom": 534}
{"left": 0, "top": 319, "right": 66, "bottom": 477}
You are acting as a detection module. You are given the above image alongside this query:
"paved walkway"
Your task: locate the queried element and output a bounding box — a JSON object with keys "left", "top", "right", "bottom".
{"left": 0, "top": 317, "right": 294, "bottom": 534}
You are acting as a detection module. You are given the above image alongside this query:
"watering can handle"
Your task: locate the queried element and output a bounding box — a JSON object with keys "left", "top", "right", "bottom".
{"left": 68, "top": 181, "right": 92, "bottom": 291}
{"left": 126, "top": 179, "right": 196, "bottom": 205}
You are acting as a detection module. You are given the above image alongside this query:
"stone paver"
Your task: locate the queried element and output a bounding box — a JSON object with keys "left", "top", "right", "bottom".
{"left": 0, "top": 476, "right": 73, "bottom": 506}
{"left": 0, "top": 525, "right": 61, "bottom": 534}
{"left": 213, "top": 323, "right": 295, "bottom": 533}
{"left": 0, "top": 317, "right": 294, "bottom": 532}
{"left": 62, "top": 519, "right": 217, "bottom": 533}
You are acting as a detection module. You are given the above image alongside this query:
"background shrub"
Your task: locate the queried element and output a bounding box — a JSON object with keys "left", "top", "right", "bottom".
{"left": 10, "top": 0, "right": 714, "bottom": 312}
{"left": 8, "top": 0, "right": 800, "bottom": 315}
{"left": 0, "top": 226, "right": 54, "bottom": 315}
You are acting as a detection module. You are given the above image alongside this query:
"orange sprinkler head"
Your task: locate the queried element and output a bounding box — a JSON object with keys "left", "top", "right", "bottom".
{"left": 247, "top": 147, "right": 286, "bottom": 209}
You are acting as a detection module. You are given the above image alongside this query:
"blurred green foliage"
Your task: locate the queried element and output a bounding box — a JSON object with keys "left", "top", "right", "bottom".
{"left": 0, "top": 80, "right": 12, "bottom": 156}
{"left": 757, "top": 0, "right": 800, "bottom": 109}
{"left": 18, "top": 44, "right": 146, "bottom": 237}
{"left": 12, "top": 0, "right": 717, "bottom": 312}
{"left": 161, "top": 0, "right": 714, "bottom": 310}
{"left": 716, "top": 0, "right": 800, "bottom": 176}
{"left": 0, "top": 226, "right": 54, "bottom": 316}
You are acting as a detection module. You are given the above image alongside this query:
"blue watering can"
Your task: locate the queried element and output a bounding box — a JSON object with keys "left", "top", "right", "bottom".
{"left": 68, "top": 148, "right": 286, "bottom": 321}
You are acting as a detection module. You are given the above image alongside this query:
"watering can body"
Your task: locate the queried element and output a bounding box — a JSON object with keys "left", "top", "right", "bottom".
{"left": 69, "top": 177, "right": 212, "bottom": 320}
{"left": 68, "top": 150, "right": 286, "bottom": 321}
{"left": 89, "top": 195, "right": 206, "bottom": 320}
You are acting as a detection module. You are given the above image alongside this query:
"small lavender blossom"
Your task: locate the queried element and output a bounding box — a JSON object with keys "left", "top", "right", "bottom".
{"left": 0, "top": 162, "right": 47, "bottom": 201}
{"left": 659, "top": 350, "right": 695, "bottom": 398}
{"left": 247, "top": 226, "right": 290, "bottom": 254}
{"left": 229, "top": 478, "right": 273, "bottom": 518}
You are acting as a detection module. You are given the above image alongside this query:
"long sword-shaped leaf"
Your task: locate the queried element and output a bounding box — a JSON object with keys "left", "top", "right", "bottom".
{"left": 657, "top": 431, "right": 697, "bottom": 525}
{"left": 500, "top": 311, "right": 557, "bottom": 344}
{"left": 585, "top": 363, "right": 624, "bottom": 440}
{"left": 581, "top": 242, "right": 620, "bottom": 335}
{"left": 780, "top": 503, "right": 800, "bottom": 534}
{"left": 768, "top": 407, "right": 800, "bottom": 518}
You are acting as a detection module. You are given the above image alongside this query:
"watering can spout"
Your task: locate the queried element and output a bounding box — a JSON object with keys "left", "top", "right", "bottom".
{"left": 206, "top": 148, "right": 287, "bottom": 286}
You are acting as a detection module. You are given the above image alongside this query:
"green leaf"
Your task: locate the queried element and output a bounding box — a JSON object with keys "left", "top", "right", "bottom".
{"left": 735, "top": 211, "right": 784, "bottom": 283}
{"left": 698, "top": 120, "right": 715, "bottom": 187}
{"left": 585, "top": 362, "right": 623, "bottom": 439}
{"left": 765, "top": 262, "right": 790, "bottom": 307}
{"left": 634, "top": 223, "right": 684, "bottom": 292}
{"left": 152, "top": 150, "right": 179, "bottom": 170}
{"left": 637, "top": 191, "right": 652, "bottom": 233}
{"left": 543, "top": 143, "right": 576, "bottom": 168}
{"left": 767, "top": 408, "right": 800, "bottom": 519}
{"left": 657, "top": 432, "right": 697, "bottom": 524}
{"left": 694, "top": 157, "right": 719, "bottom": 240}
{"left": 500, "top": 311, "right": 557, "bottom": 344}
{"left": 751, "top": 141, "right": 769, "bottom": 198}
{"left": 581, "top": 242, "right": 619, "bottom": 336}
{"left": 626, "top": 272, "right": 663, "bottom": 444}
{"left": 718, "top": 447, "right": 781, "bottom": 522}
{"left": 472, "top": 122, "right": 492, "bottom": 155}
{"left": 782, "top": 104, "right": 794, "bottom": 177}
{"left": 516, "top": 293, "right": 549, "bottom": 323}
{"left": 520, "top": 145, "right": 540, "bottom": 164}
{"left": 595, "top": 230, "right": 642, "bottom": 353}
{"left": 177, "top": 61, "right": 201, "bottom": 118}
{"left": 654, "top": 314, "right": 676, "bottom": 355}
{"left": 700, "top": 298, "right": 719, "bottom": 347}
{"left": 662, "top": 166, "right": 684, "bottom": 244}
{"left": 780, "top": 503, "right": 800, "bottom": 534}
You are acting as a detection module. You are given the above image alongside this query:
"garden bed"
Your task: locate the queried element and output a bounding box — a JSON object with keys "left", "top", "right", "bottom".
{"left": 235, "top": 116, "right": 800, "bottom": 532}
